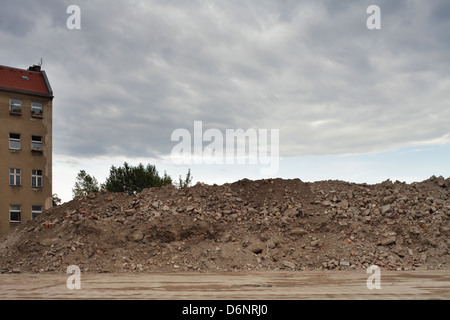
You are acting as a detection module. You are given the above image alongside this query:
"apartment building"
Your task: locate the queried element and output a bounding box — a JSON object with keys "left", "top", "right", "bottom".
{"left": 0, "top": 64, "right": 53, "bottom": 237}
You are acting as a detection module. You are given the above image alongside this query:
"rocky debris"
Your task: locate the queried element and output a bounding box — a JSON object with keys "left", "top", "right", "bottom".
{"left": 0, "top": 176, "right": 449, "bottom": 274}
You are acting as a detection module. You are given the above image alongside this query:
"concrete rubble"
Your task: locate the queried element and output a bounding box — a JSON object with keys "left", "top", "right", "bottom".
{"left": 0, "top": 176, "right": 449, "bottom": 273}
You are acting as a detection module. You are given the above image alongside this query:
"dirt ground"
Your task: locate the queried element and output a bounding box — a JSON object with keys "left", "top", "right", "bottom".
{"left": 0, "top": 270, "right": 449, "bottom": 299}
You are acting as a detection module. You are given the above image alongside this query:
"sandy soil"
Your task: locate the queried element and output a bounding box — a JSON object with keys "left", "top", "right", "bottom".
{"left": 0, "top": 270, "right": 448, "bottom": 300}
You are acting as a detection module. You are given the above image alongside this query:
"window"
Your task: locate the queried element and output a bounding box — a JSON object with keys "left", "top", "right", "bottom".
{"left": 31, "top": 169, "right": 43, "bottom": 188}
{"left": 31, "top": 102, "right": 43, "bottom": 117}
{"left": 9, "top": 98, "right": 22, "bottom": 114}
{"left": 32, "top": 206, "right": 42, "bottom": 219}
{"left": 31, "top": 136, "right": 43, "bottom": 151}
{"left": 9, "top": 133, "right": 21, "bottom": 150}
{"left": 10, "top": 205, "right": 21, "bottom": 222}
{"left": 9, "top": 168, "right": 21, "bottom": 186}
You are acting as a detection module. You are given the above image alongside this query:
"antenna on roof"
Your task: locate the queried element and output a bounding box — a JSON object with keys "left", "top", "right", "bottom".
{"left": 38, "top": 58, "right": 43, "bottom": 67}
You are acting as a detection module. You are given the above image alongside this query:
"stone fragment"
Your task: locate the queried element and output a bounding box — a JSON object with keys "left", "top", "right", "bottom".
{"left": 40, "top": 238, "right": 60, "bottom": 246}
{"left": 283, "top": 208, "right": 298, "bottom": 217}
{"left": 131, "top": 231, "right": 144, "bottom": 242}
{"left": 436, "top": 176, "right": 445, "bottom": 187}
{"left": 290, "top": 227, "right": 307, "bottom": 237}
{"left": 340, "top": 199, "right": 349, "bottom": 209}
{"left": 282, "top": 261, "right": 296, "bottom": 269}
{"left": 322, "top": 200, "right": 332, "bottom": 206}
{"left": 310, "top": 239, "right": 321, "bottom": 247}
{"left": 247, "top": 242, "right": 265, "bottom": 254}
{"left": 382, "top": 195, "right": 396, "bottom": 205}
{"left": 381, "top": 204, "right": 391, "bottom": 214}
{"left": 381, "top": 236, "right": 396, "bottom": 246}
{"left": 266, "top": 239, "right": 276, "bottom": 249}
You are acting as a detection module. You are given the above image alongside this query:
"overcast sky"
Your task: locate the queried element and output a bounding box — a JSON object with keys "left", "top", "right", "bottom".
{"left": 1, "top": 0, "right": 449, "bottom": 202}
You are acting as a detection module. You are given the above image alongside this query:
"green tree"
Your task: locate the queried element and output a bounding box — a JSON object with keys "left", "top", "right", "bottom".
{"left": 72, "top": 170, "right": 100, "bottom": 198}
{"left": 103, "top": 162, "right": 173, "bottom": 195}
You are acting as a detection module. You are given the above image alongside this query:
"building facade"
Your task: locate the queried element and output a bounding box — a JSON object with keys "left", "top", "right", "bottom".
{"left": 0, "top": 64, "right": 53, "bottom": 237}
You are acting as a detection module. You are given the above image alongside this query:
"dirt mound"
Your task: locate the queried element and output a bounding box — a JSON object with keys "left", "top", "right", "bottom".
{"left": 0, "top": 176, "right": 449, "bottom": 273}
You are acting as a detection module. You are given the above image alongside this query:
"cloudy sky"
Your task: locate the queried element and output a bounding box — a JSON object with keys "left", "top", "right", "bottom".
{"left": 1, "top": 0, "right": 449, "bottom": 202}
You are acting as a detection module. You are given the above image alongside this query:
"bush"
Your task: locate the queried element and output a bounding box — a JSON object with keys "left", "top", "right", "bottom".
{"left": 102, "top": 162, "right": 173, "bottom": 195}
{"left": 72, "top": 170, "right": 100, "bottom": 198}
{"left": 176, "top": 168, "right": 193, "bottom": 189}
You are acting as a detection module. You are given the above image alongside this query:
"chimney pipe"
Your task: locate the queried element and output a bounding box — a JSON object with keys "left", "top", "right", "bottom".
{"left": 28, "top": 65, "right": 41, "bottom": 72}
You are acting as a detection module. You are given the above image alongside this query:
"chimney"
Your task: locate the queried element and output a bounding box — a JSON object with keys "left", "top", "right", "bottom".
{"left": 28, "top": 65, "right": 41, "bottom": 72}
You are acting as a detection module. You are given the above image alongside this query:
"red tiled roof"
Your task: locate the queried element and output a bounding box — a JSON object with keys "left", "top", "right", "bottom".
{"left": 0, "top": 65, "right": 53, "bottom": 97}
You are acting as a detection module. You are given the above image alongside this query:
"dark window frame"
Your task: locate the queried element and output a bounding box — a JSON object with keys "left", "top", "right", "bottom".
{"left": 9, "top": 205, "right": 21, "bottom": 222}
{"left": 9, "top": 98, "right": 22, "bottom": 115}
{"left": 9, "top": 133, "right": 21, "bottom": 150}
{"left": 31, "top": 169, "right": 43, "bottom": 188}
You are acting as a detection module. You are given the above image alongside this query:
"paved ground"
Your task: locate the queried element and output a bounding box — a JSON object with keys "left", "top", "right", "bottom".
{"left": 0, "top": 270, "right": 449, "bottom": 300}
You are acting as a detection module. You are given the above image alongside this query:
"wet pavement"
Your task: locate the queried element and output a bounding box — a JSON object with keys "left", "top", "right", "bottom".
{"left": 0, "top": 270, "right": 449, "bottom": 300}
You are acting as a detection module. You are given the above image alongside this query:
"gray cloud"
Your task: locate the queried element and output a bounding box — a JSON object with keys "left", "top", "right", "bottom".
{"left": 1, "top": 0, "right": 449, "bottom": 160}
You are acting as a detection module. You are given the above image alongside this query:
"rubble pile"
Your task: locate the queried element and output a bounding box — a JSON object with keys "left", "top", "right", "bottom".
{"left": 0, "top": 176, "right": 449, "bottom": 273}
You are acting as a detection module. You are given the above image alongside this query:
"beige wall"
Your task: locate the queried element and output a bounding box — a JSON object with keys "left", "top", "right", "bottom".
{"left": 0, "top": 90, "right": 52, "bottom": 237}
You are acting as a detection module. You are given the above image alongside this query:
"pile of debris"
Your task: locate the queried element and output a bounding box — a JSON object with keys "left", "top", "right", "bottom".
{"left": 0, "top": 176, "right": 449, "bottom": 273}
